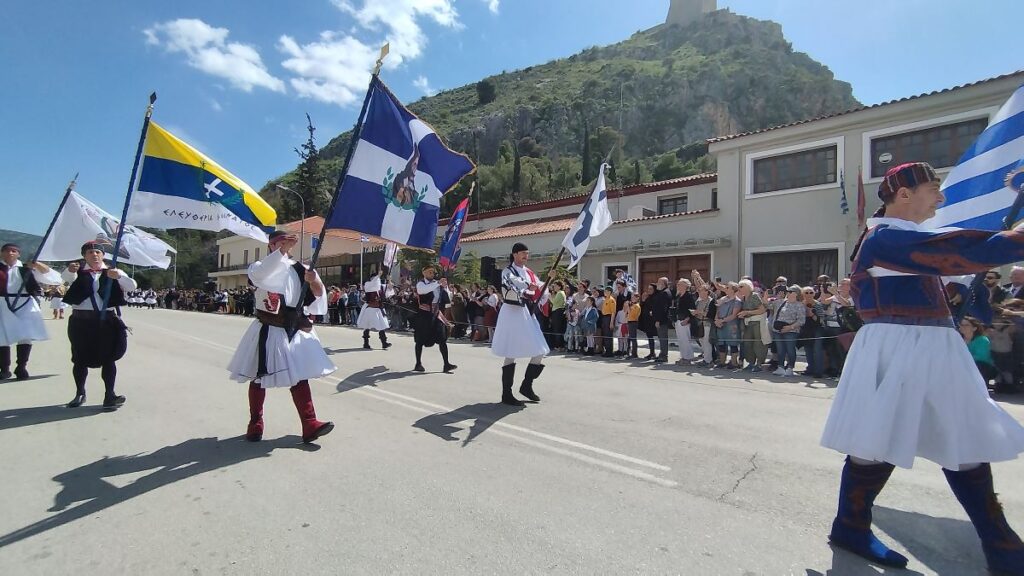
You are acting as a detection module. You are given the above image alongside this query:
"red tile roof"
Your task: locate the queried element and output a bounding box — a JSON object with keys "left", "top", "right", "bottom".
{"left": 707, "top": 70, "right": 1024, "bottom": 145}
{"left": 461, "top": 208, "right": 719, "bottom": 243}
{"left": 280, "top": 216, "right": 384, "bottom": 242}
{"left": 440, "top": 172, "right": 718, "bottom": 224}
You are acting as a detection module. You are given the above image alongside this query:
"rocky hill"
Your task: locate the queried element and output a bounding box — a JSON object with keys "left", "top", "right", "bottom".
{"left": 0, "top": 229, "right": 42, "bottom": 258}
{"left": 268, "top": 9, "right": 859, "bottom": 218}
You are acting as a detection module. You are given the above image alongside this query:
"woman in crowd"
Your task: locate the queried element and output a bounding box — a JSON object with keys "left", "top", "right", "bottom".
{"left": 549, "top": 281, "right": 567, "bottom": 351}
{"left": 673, "top": 279, "right": 696, "bottom": 366}
{"left": 990, "top": 300, "right": 1024, "bottom": 393}
{"left": 639, "top": 283, "right": 658, "bottom": 360}
{"left": 736, "top": 279, "right": 768, "bottom": 373}
{"left": 692, "top": 283, "right": 716, "bottom": 367}
{"left": 771, "top": 286, "right": 805, "bottom": 377}
{"left": 960, "top": 315, "right": 998, "bottom": 385}
{"left": 483, "top": 285, "right": 499, "bottom": 342}
{"left": 581, "top": 296, "right": 599, "bottom": 355}
{"left": 713, "top": 282, "right": 742, "bottom": 369}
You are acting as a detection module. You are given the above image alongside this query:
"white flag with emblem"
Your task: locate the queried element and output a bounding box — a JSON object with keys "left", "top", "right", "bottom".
{"left": 37, "top": 191, "right": 175, "bottom": 268}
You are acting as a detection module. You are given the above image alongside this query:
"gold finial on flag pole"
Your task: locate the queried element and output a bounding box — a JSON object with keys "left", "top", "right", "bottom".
{"left": 373, "top": 43, "right": 390, "bottom": 76}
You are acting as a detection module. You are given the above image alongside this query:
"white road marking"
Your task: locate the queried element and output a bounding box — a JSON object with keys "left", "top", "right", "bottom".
{"left": 132, "top": 318, "right": 678, "bottom": 488}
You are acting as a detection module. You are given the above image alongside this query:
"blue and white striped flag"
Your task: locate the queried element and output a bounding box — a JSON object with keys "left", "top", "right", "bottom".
{"left": 924, "top": 84, "right": 1024, "bottom": 230}
{"left": 562, "top": 163, "right": 613, "bottom": 269}
{"left": 324, "top": 77, "right": 475, "bottom": 249}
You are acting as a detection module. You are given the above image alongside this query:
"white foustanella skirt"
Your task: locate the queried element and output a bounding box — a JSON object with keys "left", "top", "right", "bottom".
{"left": 820, "top": 322, "right": 1024, "bottom": 469}
{"left": 490, "top": 303, "right": 549, "bottom": 359}
{"left": 228, "top": 320, "right": 336, "bottom": 389}
{"left": 356, "top": 304, "right": 390, "bottom": 331}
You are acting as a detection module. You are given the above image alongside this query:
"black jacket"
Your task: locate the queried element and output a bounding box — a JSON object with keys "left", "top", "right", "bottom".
{"left": 650, "top": 288, "right": 672, "bottom": 324}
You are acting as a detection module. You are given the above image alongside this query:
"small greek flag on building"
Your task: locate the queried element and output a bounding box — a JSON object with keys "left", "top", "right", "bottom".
{"left": 325, "top": 78, "right": 475, "bottom": 249}
{"left": 924, "top": 84, "right": 1024, "bottom": 230}
{"left": 562, "top": 163, "right": 613, "bottom": 269}
{"left": 839, "top": 170, "right": 849, "bottom": 215}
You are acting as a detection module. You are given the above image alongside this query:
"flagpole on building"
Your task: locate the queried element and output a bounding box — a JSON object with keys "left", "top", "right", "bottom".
{"left": 31, "top": 172, "right": 79, "bottom": 263}
{"left": 100, "top": 92, "right": 157, "bottom": 318}
{"left": 289, "top": 44, "right": 388, "bottom": 338}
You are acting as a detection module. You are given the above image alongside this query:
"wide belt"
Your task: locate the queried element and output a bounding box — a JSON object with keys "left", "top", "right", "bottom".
{"left": 863, "top": 315, "right": 954, "bottom": 329}
{"left": 256, "top": 307, "right": 313, "bottom": 333}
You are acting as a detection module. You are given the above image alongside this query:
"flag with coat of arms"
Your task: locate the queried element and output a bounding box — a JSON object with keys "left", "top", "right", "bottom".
{"left": 324, "top": 77, "right": 475, "bottom": 249}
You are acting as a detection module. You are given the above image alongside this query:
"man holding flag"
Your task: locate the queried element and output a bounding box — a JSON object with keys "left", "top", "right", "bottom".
{"left": 820, "top": 83, "right": 1024, "bottom": 575}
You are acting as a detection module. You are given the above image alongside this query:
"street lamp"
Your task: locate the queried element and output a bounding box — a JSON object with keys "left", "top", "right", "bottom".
{"left": 274, "top": 184, "right": 305, "bottom": 262}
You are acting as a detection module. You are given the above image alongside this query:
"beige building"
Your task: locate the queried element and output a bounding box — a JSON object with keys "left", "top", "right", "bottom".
{"left": 209, "top": 216, "right": 386, "bottom": 289}
{"left": 447, "top": 70, "right": 1022, "bottom": 288}
{"left": 710, "top": 70, "right": 1023, "bottom": 284}
{"left": 452, "top": 174, "right": 731, "bottom": 288}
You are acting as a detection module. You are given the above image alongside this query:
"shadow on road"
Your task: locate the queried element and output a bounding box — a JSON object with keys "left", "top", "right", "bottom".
{"left": 323, "top": 347, "right": 369, "bottom": 356}
{"left": 0, "top": 404, "right": 105, "bottom": 431}
{"left": 871, "top": 505, "right": 985, "bottom": 575}
{"left": 0, "top": 373, "right": 57, "bottom": 384}
{"left": 0, "top": 435, "right": 315, "bottom": 549}
{"left": 806, "top": 545, "right": 928, "bottom": 575}
{"left": 413, "top": 403, "right": 525, "bottom": 447}
{"left": 335, "top": 366, "right": 411, "bottom": 393}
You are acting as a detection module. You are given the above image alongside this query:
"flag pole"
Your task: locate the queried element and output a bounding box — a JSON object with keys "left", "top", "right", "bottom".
{"left": 31, "top": 172, "right": 79, "bottom": 263}
{"left": 288, "top": 44, "right": 388, "bottom": 338}
{"left": 100, "top": 92, "right": 157, "bottom": 319}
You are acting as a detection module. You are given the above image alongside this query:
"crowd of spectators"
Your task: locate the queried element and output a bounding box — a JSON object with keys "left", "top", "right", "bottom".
{"left": 146, "top": 265, "right": 1024, "bottom": 395}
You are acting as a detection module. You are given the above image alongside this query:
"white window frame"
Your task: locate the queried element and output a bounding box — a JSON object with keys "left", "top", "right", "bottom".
{"left": 744, "top": 136, "right": 845, "bottom": 200}
{"left": 602, "top": 262, "right": 632, "bottom": 284}
{"left": 744, "top": 242, "right": 846, "bottom": 281}
{"left": 656, "top": 193, "right": 689, "bottom": 216}
{"left": 860, "top": 106, "right": 997, "bottom": 184}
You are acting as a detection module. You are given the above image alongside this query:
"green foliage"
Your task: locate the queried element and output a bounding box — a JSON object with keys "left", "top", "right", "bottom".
{"left": 131, "top": 229, "right": 219, "bottom": 289}
{"left": 476, "top": 79, "right": 496, "bottom": 105}
{"left": 270, "top": 10, "right": 859, "bottom": 211}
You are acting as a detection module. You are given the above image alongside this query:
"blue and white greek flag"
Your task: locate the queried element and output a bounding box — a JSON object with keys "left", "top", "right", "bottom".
{"left": 562, "top": 164, "right": 613, "bottom": 269}
{"left": 924, "top": 84, "right": 1024, "bottom": 230}
{"left": 324, "top": 77, "right": 475, "bottom": 249}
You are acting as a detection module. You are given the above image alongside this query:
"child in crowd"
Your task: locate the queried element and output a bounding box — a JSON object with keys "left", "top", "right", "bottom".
{"left": 582, "top": 297, "right": 599, "bottom": 355}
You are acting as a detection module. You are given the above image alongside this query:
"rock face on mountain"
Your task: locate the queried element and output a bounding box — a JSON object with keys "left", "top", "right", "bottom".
{"left": 269, "top": 8, "right": 859, "bottom": 216}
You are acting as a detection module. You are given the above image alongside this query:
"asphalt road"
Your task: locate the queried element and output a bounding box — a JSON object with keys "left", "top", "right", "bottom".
{"left": 1, "top": 308, "right": 1022, "bottom": 575}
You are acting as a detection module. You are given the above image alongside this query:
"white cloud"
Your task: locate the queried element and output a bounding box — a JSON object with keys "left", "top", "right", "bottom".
{"left": 483, "top": 0, "right": 500, "bottom": 14}
{"left": 209, "top": 98, "right": 223, "bottom": 112}
{"left": 144, "top": 19, "right": 285, "bottom": 93}
{"left": 278, "top": 0, "right": 463, "bottom": 108}
{"left": 413, "top": 75, "right": 436, "bottom": 97}
{"left": 330, "top": 0, "right": 462, "bottom": 66}
{"left": 278, "top": 32, "right": 379, "bottom": 107}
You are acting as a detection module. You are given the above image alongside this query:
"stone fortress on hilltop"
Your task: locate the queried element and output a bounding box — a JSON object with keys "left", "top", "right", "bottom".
{"left": 666, "top": 0, "right": 718, "bottom": 26}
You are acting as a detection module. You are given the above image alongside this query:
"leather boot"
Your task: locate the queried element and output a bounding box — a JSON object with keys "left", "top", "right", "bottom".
{"left": 362, "top": 330, "right": 372, "bottom": 349}
{"left": 290, "top": 380, "right": 334, "bottom": 443}
{"left": 828, "top": 456, "right": 908, "bottom": 568}
{"left": 14, "top": 344, "right": 31, "bottom": 380}
{"left": 519, "top": 363, "right": 544, "bottom": 402}
{"left": 0, "top": 346, "right": 10, "bottom": 380}
{"left": 944, "top": 464, "right": 1024, "bottom": 575}
{"left": 101, "top": 363, "right": 125, "bottom": 410}
{"left": 379, "top": 331, "right": 392, "bottom": 349}
{"left": 501, "top": 364, "right": 525, "bottom": 406}
{"left": 246, "top": 382, "right": 266, "bottom": 441}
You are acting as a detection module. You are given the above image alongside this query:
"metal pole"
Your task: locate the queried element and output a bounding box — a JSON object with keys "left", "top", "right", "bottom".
{"left": 360, "top": 240, "right": 364, "bottom": 286}
{"left": 275, "top": 184, "right": 305, "bottom": 262}
{"left": 101, "top": 92, "right": 157, "bottom": 319}
{"left": 172, "top": 238, "right": 177, "bottom": 287}
{"left": 32, "top": 173, "right": 78, "bottom": 263}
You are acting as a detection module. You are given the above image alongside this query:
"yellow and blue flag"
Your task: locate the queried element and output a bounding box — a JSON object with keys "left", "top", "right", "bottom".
{"left": 127, "top": 122, "right": 276, "bottom": 241}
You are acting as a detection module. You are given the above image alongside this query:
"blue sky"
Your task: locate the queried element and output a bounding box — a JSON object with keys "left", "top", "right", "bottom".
{"left": 2, "top": 0, "right": 1021, "bottom": 236}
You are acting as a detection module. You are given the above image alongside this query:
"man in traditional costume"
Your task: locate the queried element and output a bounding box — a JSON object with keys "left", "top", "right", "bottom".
{"left": 61, "top": 242, "right": 136, "bottom": 409}
{"left": 491, "top": 242, "right": 553, "bottom": 406}
{"left": 821, "top": 163, "right": 1024, "bottom": 574}
{"left": 0, "top": 242, "right": 61, "bottom": 380}
{"left": 413, "top": 263, "right": 456, "bottom": 373}
{"left": 358, "top": 266, "right": 392, "bottom": 350}
{"left": 227, "top": 231, "right": 336, "bottom": 444}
